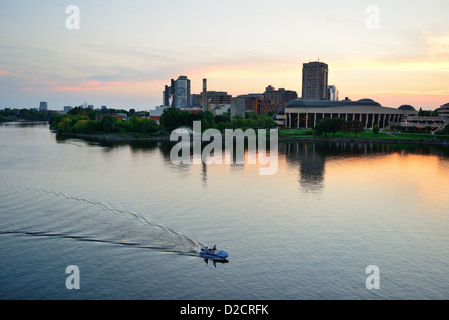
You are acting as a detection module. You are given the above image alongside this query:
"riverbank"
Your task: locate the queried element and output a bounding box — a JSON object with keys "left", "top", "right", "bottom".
{"left": 56, "top": 131, "right": 172, "bottom": 142}
{"left": 278, "top": 136, "right": 449, "bottom": 146}
{"left": 56, "top": 130, "right": 449, "bottom": 146}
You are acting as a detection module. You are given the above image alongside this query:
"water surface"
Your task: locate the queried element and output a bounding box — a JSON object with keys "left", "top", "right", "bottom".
{"left": 1, "top": 122, "right": 448, "bottom": 299}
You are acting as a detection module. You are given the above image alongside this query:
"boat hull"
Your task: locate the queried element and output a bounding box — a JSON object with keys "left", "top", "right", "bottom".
{"left": 199, "top": 249, "right": 229, "bottom": 260}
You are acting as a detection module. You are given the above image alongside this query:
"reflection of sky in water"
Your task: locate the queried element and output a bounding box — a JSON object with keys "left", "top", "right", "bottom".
{"left": 1, "top": 123, "right": 449, "bottom": 299}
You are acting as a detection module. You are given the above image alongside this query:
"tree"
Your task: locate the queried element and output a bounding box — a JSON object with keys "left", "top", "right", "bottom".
{"left": 215, "top": 111, "right": 231, "bottom": 125}
{"left": 352, "top": 120, "right": 365, "bottom": 137}
{"left": 314, "top": 117, "right": 345, "bottom": 136}
{"left": 329, "top": 118, "right": 345, "bottom": 137}
{"left": 341, "top": 120, "right": 365, "bottom": 137}
{"left": 314, "top": 117, "right": 332, "bottom": 136}
{"left": 71, "top": 119, "right": 97, "bottom": 134}
{"left": 341, "top": 121, "right": 353, "bottom": 136}
{"left": 197, "top": 110, "right": 215, "bottom": 130}
{"left": 160, "top": 107, "right": 181, "bottom": 131}
{"left": 372, "top": 125, "right": 380, "bottom": 136}
{"left": 100, "top": 115, "right": 118, "bottom": 132}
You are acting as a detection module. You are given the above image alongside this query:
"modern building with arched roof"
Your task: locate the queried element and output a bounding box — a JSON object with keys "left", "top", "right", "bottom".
{"left": 274, "top": 98, "right": 417, "bottom": 129}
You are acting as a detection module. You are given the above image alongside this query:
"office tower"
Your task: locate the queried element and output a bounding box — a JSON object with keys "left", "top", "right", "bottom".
{"left": 302, "top": 61, "right": 329, "bottom": 100}
{"left": 39, "top": 101, "right": 48, "bottom": 111}
{"left": 163, "top": 76, "right": 191, "bottom": 109}
{"left": 174, "top": 76, "right": 191, "bottom": 109}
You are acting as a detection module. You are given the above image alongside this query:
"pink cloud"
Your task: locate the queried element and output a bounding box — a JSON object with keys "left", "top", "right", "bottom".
{"left": 53, "top": 81, "right": 128, "bottom": 92}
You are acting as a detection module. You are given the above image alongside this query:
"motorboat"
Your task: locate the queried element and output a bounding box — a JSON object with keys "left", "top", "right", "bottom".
{"left": 199, "top": 247, "right": 229, "bottom": 260}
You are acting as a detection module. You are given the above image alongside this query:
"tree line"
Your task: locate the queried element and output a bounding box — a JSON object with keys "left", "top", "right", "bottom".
{"left": 313, "top": 118, "right": 370, "bottom": 137}
{"left": 49, "top": 107, "right": 277, "bottom": 135}
{"left": 0, "top": 108, "right": 59, "bottom": 122}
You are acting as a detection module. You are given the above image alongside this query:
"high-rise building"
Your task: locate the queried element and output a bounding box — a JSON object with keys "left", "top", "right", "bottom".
{"left": 163, "top": 75, "right": 191, "bottom": 109}
{"left": 39, "top": 101, "right": 48, "bottom": 111}
{"left": 301, "top": 61, "right": 329, "bottom": 100}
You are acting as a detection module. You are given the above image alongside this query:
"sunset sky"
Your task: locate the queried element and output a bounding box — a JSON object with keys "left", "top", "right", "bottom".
{"left": 1, "top": 0, "right": 449, "bottom": 111}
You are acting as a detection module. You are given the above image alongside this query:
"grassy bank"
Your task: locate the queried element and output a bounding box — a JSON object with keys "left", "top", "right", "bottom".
{"left": 279, "top": 129, "right": 449, "bottom": 142}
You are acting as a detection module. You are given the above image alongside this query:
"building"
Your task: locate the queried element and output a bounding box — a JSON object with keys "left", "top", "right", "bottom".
{"left": 200, "top": 91, "right": 232, "bottom": 106}
{"left": 263, "top": 85, "right": 298, "bottom": 104}
{"left": 163, "top": 75, "right": 191, "bottom": 109}
{"left": 191, "top": 94, "right": 202, "bottom": 108}
{"left": 191, "top": 78, "right": 232, "bottom": 112}
{"left": 436, "top": 103, "right": 449, "bottom": 118}
{"left": 149, "top": 105, "right": 169, "bottom": 124}
{"left": 39, "top": 101, "right": 48, "bottom": 111}
{"left": 63, "top": 106, "right": 72, "bottom": 113}
{"left": 163, "top": 80, "right": 175, "bottom": 107}
{"left": 230, "top": 97, "right": 246, "bottom": 119}
{"left": 302, "top": 61, "right": 329, "bottom": 100}
{"left": 327, "top": 85, "right": 338, "bottom": 101}
{"left": 274, "top": 98, "right": 417, "bottom": 129}
{"left": 400, "top": 104, "right": 448, "bottom": 131}
{"left": 245, "top": 96, "right": 286, "bottom": 115}
{"left": 400, "top": 116, "right": 446, "bottom": 131}
{"left": 208, "top": 104, "right": 230, "bottom": 115}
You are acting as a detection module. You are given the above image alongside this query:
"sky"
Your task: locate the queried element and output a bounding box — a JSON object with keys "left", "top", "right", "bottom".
{"left": 1, "top": 0, "right": 449, "bottom": 111}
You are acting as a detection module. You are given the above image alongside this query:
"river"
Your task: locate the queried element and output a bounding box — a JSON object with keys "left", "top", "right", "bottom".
{"left": 1, "top": 122, "right": 448, "bottom": 300}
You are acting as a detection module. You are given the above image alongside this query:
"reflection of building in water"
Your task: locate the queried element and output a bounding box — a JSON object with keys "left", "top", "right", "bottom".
{"left": 280, "top": 142, "right": 325, "bottom": 191}
{"left": 279, "top": 141, "right": 447, "bottom": 191}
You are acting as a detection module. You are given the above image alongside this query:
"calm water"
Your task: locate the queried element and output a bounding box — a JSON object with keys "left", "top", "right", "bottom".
{"left": 1, "top": 122, "right": 449, "bottom": 300}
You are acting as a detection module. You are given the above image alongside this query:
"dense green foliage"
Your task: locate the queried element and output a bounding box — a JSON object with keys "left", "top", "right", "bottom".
{"left": 50, "top": 113, "right": 160, "bottom": 135}
{"left": 436, "top": 124, "right": 449, "bottom": 135}
{"left": 314, "top": 117, "right": 346, "bottom": 136}
{"left": 418, "top": 108, "right": 438, "bottom": 117}
{"left": 49, "top": 107, "right": 277, "bottom": 135}
{"left": 0, "top": 108, "right": 58, "bottom": 122}
{"left": 312, "top": 117, "right": 365, "bottom": 137}
{"left": 340, "top": 120, "right": 366, "bottom": 137}
{"left": 159, "top": 107, "right": 277, "bottom": 132}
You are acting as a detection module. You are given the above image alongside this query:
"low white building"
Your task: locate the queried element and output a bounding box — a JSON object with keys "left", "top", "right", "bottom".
{"left": 274, "top": 99, "right": 417, "bottom": 129}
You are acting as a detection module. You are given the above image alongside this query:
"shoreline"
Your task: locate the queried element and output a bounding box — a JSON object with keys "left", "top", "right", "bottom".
{"left": 278, "top": 136, "right": 449, "bottom": 146}
{"left": 56, "top": 131, "right": 449, "bottom": 146}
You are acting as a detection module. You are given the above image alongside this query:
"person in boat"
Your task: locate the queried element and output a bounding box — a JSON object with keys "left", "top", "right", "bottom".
{"left": 203, "top": 245, "right": 217, "bottom": 254}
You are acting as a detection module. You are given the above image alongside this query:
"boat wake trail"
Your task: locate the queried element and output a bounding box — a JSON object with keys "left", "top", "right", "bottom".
{"left": 0, "top": 183, "right": 203, "bottom": 255}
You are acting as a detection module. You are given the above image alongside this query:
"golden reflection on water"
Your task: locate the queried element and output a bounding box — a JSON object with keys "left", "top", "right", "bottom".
{"left": 325, "top": 153, "right": 449, "bottom": 215}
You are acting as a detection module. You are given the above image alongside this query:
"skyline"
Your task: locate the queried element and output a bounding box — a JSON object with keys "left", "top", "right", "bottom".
{"left": 1, "top": 0, "right": 449, "bottom": 110}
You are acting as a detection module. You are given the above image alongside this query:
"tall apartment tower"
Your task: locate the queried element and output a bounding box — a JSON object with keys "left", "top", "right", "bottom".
{"left": 163, "top": 75, "right": 191, "bottom": 109}
{"left": 301, "top": 61, "right": 329, "bottom": 100}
